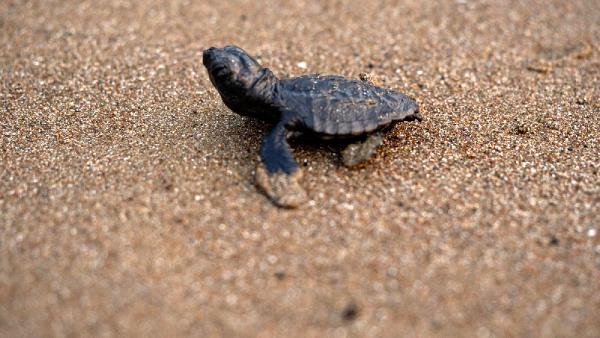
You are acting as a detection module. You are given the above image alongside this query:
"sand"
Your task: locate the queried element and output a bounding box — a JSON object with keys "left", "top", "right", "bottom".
{"left": 1, "top": 0, "right": 599, "bottom": 337}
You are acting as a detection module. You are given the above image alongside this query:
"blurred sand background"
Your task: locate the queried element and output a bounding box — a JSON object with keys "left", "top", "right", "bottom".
{"left": 1, "top": 0, "right": 599, "bottom": 336}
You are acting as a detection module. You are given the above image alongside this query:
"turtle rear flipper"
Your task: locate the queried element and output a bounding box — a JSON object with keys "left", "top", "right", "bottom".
{"left": 342, "top": 132, "right": 383, "bottom": 167}
{"left": 255, "top": 119, "right": 307, "bottom": 208}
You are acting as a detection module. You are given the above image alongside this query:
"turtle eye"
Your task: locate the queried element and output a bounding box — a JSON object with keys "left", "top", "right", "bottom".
{"left": 212, "top": 65, "right": 227, "bottom": 76}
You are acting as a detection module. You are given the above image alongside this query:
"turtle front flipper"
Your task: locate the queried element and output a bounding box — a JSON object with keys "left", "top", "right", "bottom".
{"left": 255, "top": 119, "right": 307, "bottom": 208}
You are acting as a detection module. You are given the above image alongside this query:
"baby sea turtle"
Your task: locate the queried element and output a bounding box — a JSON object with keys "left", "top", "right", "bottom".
{"left": 203, "top": 45, "right": 421, "bottom": 208}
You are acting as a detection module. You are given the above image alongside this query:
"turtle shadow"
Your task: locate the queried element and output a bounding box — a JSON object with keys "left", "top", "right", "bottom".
{"left": 190, "top": 110, "right": 269, "bottom": 172}
{"left": 227, "top": 117, "right": 425, "bottom": 172}
{"left": 288, "top": 134, "right": 361, "bottom": 168}
{"left": 227, "top": 116, "right": 270, "bottom": 155}
{"left": 221, "top": 115, "right": 381, "bottom": 173}
{"left": 226, "top": 117, "right": 358, "bottom": 166}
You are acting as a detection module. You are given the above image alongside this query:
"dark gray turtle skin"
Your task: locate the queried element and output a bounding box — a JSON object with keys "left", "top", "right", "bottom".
{"left": 203, "top": 45, "right": 421, "bottom": 207}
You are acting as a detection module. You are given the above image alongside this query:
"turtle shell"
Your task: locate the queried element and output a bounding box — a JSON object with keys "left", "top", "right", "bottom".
{"left": 276, "top": 75, "right": 419, "bottom": 135}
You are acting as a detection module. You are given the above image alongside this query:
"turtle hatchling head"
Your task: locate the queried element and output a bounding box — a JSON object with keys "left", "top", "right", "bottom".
{"left": 203, "top": 45, "right": 279, "bottom": 120}
{"left": 203, "top": 45, "right": 269, "bottom": 97}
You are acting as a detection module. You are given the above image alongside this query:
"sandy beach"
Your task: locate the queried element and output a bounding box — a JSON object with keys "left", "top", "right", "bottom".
{"left": 1, "top": 0, "right": 599, "bottom": 336}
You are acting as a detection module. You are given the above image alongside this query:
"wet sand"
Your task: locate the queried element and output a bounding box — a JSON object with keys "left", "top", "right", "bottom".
{"left": 1, "top": 0, "right": 599, "bottom": 336}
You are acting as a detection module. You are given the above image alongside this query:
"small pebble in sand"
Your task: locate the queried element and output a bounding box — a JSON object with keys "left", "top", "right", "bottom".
{"left": 297, "top": 61, "right": 307, "bottom": 69}
{"left": 342, "top": 302, "right": 359, "bottom": 321}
